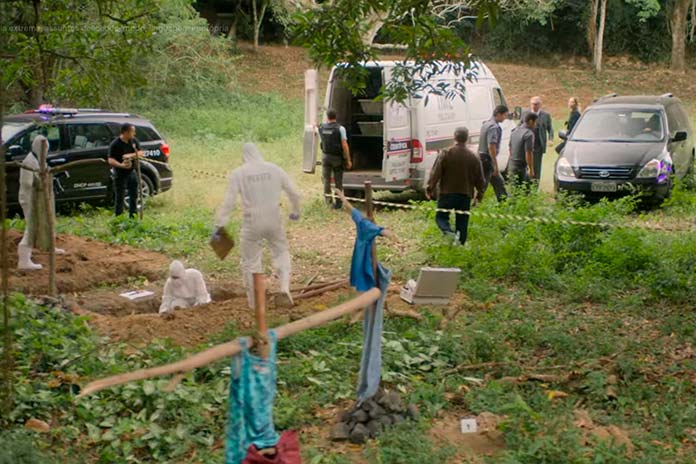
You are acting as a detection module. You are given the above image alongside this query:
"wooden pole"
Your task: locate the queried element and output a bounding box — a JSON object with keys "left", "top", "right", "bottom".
{"left": 77, "top": 288, "right": 381, "bottom": 397}
{"left": 135, "top": 157, "right": 143, "bottom": 220}
{"left": 38, "top": 140, "right": 56, "bottom": 296}
{"left": 0, "top": 75, "right": 12, "bottom": 423}
{"left": 253, "top": 273, "right": 269, "bottom": 358}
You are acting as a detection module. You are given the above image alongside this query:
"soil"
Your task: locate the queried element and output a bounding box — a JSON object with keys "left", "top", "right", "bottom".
{"left": 4, "top": 230, "right": 168, "bottom": 294}
{"left": 429, "top": 411, "right": 506, "bottom": 462}
{"left": 234, "top": 44, "right": 696, "bottom": 117}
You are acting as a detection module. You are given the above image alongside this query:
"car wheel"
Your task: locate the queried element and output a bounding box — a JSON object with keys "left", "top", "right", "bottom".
{"left": 124, "top": 174, "right": 155, "bottom": 211}
{"left": 685, "top": 151, "right": 696, "bottom": 189}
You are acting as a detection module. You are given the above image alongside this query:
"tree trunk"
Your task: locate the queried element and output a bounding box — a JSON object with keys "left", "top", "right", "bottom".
{"left": 671, "top": 0, "right": 691, "bottom": 72}
{"left": 690, "top": 0, "right": 695, "bottom": 43}
{"left": 594, "top": 0, "right": 607, "bottom": 75}
{"left": 226, "top": 3, "right": 242, "bottom": 42}
{"left": 252, "top": 0, "right": 268, "bottom": 50}
{"left": 0, "top": 63, "right": 13, "bottom": 424}
{"left": 587, "top": 0, "right": 599, "bottom": 56}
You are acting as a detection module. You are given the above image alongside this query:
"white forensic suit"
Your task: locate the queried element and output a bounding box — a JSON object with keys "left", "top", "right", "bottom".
{"left": 17, "top": 137, "right": 44, "bottom": 270}
{"left": 159, "top": 260, "right": 211, "bottom": 314}
{"left": 215, "top": 143, "right": 301, "bottom": 309}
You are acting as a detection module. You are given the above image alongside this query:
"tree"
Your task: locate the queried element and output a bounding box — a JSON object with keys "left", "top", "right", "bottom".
{"left": 251, "top": 0, "right": 269, "bottom": 49}
{"left": 588, "top": 0, "right": 660, "bottom": 75}
{"left": 291, "top": 0, "right": 501, "bottom": 102}
{"left": 3, "top": 0, "right": 159, "bottom": 108}
{"left": 592, "top": 0, "right": 608, "bottom": 74}
{"left": 670, "top": 0, "right": 692, "bottom": 71}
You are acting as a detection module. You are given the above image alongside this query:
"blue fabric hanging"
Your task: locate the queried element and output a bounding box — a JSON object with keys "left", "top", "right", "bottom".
{"left": 226, "top": 330, "right": 280, "bottom": 464}
{"left": 356, "top": 262, "right": 391, "bottom": 404}
{"left": 349, "top": 208, "right": 384, "bottom": 292}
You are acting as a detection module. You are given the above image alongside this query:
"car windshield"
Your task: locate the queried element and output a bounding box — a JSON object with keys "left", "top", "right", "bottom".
{"left": 571, "top": 109, "right": 665, "bottom": 143}
{"left": 1, "top": 122, "right": 28, "bottom": 144}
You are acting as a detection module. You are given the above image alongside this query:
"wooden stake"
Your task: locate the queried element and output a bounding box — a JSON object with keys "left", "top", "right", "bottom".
{"left": 253, "top": 273, "right": 269, "bottom": 358}
{"left": 135, "top": 157, "right": 143, "bottom": 220}
{"left": 0, "top": 83, "right": 13, "bottom": 422}
{"left": 37, "top": 141, "right": 56, "bottom": 296}
{"left": 77, "top": 288, "right": 381, "bottom": 397}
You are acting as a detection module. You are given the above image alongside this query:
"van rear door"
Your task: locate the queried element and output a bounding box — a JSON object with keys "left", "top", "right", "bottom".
{"left": 382, "top": 68, "right": 412, "bottom": 182}
{"left": 303, "top": 69, "right": 319, "bottom": 173}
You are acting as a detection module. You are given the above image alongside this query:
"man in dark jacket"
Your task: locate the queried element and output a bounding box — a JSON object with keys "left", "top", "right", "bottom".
{"left": 318, "top": 109, "right": 352, "bottom": 209}
{"left": 426, "top": 127, "right": 485, "bottom": 245}
{"left": 522, "top": 96, "right": 553, "bottom": 181}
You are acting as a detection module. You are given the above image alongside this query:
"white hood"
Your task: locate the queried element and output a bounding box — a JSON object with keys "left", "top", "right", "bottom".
{"left": 32, "top": 135, "right": 48, "bottom": 160}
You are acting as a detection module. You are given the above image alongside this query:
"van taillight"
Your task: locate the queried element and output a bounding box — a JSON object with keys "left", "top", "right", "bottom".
{"left": 161, "top": 143, "right": 170, "bottom": 158}
{"left": 411, "top": 140, "right": 423, "bottom": 163}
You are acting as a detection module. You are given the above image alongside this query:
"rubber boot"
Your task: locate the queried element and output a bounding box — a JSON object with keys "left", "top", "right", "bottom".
{"left": 17, "top": 244, "right": 42, "bottom": 270}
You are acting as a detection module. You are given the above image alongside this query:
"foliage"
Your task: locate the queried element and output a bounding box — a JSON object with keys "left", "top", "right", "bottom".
{"left": 0, "top": 430, "right": 50, "bottom": 464}
{"left": 291, "top": 0, "right": 501, "bottom": 102}
{"left": 421, "top": 188, "right": 696, "bottom": 304}
{"left": 1, "top": 0, "right": 159, "bottom": 107}
{"left": 132, "top": 0, "right": 238, "bottom": 108}
{"left": 4, "top": 293, "right": 229, "bottom": 462}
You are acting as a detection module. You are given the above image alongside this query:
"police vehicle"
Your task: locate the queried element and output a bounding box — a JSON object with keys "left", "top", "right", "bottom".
{"left": 2, "top": 105, "right": 173, "bottom": 212}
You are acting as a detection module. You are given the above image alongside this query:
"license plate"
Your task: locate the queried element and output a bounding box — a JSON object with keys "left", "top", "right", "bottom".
{"left": 591, "top": 182, "right": 618, "bottom": 193}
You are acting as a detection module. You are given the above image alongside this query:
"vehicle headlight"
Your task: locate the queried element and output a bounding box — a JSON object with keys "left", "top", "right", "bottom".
{"left": 468, "top": 135, "right": 480, "bottom": 145}
{"left": 636, "top": 158, "right": 670, "bottom": 181}
{"left": 556, "top": 157, "right": 575, "bottom": 178}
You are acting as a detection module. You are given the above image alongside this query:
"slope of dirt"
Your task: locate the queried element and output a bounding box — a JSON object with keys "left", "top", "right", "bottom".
{"left": 5, "top": 230, "right": 168, "bottom": 294}
{"left": 84, "top": 286, "right": 365, "bottom": 348}
{"left": 234, "top": 44, "right": 696, "bottom": 116}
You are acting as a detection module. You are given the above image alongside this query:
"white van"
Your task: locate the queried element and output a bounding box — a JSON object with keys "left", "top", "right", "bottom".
{"left": 303, "top": 61, "right": 517, "bottom": 195}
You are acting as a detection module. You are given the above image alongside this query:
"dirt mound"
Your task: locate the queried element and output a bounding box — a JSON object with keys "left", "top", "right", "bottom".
{"left": 84, "top": 288, "right": 352, "bottom": 348}
{"left": 4, "top": 230, "right": 169, "bottom": 295}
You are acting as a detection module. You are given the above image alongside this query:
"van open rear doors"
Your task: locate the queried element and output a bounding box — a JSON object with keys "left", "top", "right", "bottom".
{"left": 381, "top": 67, "right": 412, "bottom": 183}
{"left": 303, "top": 69, "right": 319, "bottom": 173}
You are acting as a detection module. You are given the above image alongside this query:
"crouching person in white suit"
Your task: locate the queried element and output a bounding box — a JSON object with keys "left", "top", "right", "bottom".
{"left": 159, "top": 260, "right": 212, "bottom": 315}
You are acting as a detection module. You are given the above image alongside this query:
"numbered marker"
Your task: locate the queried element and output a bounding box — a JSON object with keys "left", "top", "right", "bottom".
{"left": 460, "top": 417, "right": 478, "bottom": 434}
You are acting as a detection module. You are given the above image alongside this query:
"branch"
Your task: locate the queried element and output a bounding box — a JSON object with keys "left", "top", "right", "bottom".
{"left": 78, "top": 288, "right": 381, "bottom": 397}
{"left": 102, "top": 11, "right": 151, "bottom": 25}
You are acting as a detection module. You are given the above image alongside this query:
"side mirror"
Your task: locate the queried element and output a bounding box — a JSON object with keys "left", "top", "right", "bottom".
{"left": 8, "top": 145, "right": 24, "bottom": 156}
{"left": 513, "top": 106, "right": 522, "bottom": 120}
{"left": 558, "top": 130, "right": 568, "bottom": 140}
{"left": 671, "top": 131, "right": 687, "bottom": 143}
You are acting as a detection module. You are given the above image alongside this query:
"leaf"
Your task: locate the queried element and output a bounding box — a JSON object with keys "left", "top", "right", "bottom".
{"left": 143, "top": 381, "right": 156, "bottom": 396}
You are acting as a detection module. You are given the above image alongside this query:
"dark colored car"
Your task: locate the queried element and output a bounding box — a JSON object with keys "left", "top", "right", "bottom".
{"left": 2, "top": 106, "right": 173, "bottom": 212}
{"left": 554, "top": 94, "right": 694, "bottom": 203}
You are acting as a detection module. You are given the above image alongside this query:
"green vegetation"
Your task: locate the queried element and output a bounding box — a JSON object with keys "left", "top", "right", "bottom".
{"left": 2, "top": 18, "right": 696, "bottom": 457}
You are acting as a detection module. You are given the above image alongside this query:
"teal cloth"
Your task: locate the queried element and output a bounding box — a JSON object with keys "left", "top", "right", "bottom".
{"left": 226, "top": 330, "right": 280, "bottom": 464}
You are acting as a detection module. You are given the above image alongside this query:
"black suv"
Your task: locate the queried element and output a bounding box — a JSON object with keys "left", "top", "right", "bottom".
{"left": 555, "top": 94, "right": 694, "bottom": 202}
{"left": 2, "top": 107, "right": 173, "bottom": 211}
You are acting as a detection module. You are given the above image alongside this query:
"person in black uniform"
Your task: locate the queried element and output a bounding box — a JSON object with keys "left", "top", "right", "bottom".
{"left": 318, "top": 109, "right": 352, "bottom": 209}
{"left": 108, "top": 123, "right": 142, "bottom": 218}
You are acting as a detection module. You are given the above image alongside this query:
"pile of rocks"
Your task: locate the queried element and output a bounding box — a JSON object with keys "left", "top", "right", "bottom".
{"left": 330, "top": 390, "right": 419, "bottom": 444}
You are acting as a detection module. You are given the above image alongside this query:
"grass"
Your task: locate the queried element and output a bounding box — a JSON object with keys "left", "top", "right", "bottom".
{"left": 3, "top": 88, "right": 696, "bottom": 463}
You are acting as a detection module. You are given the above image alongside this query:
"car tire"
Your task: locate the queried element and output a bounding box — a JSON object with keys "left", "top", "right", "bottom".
{"left": 685, "top": 150, "right": 696, "bottom": 189}
{"left": 124, "top": 174, "right": 155, "bottom": 211}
